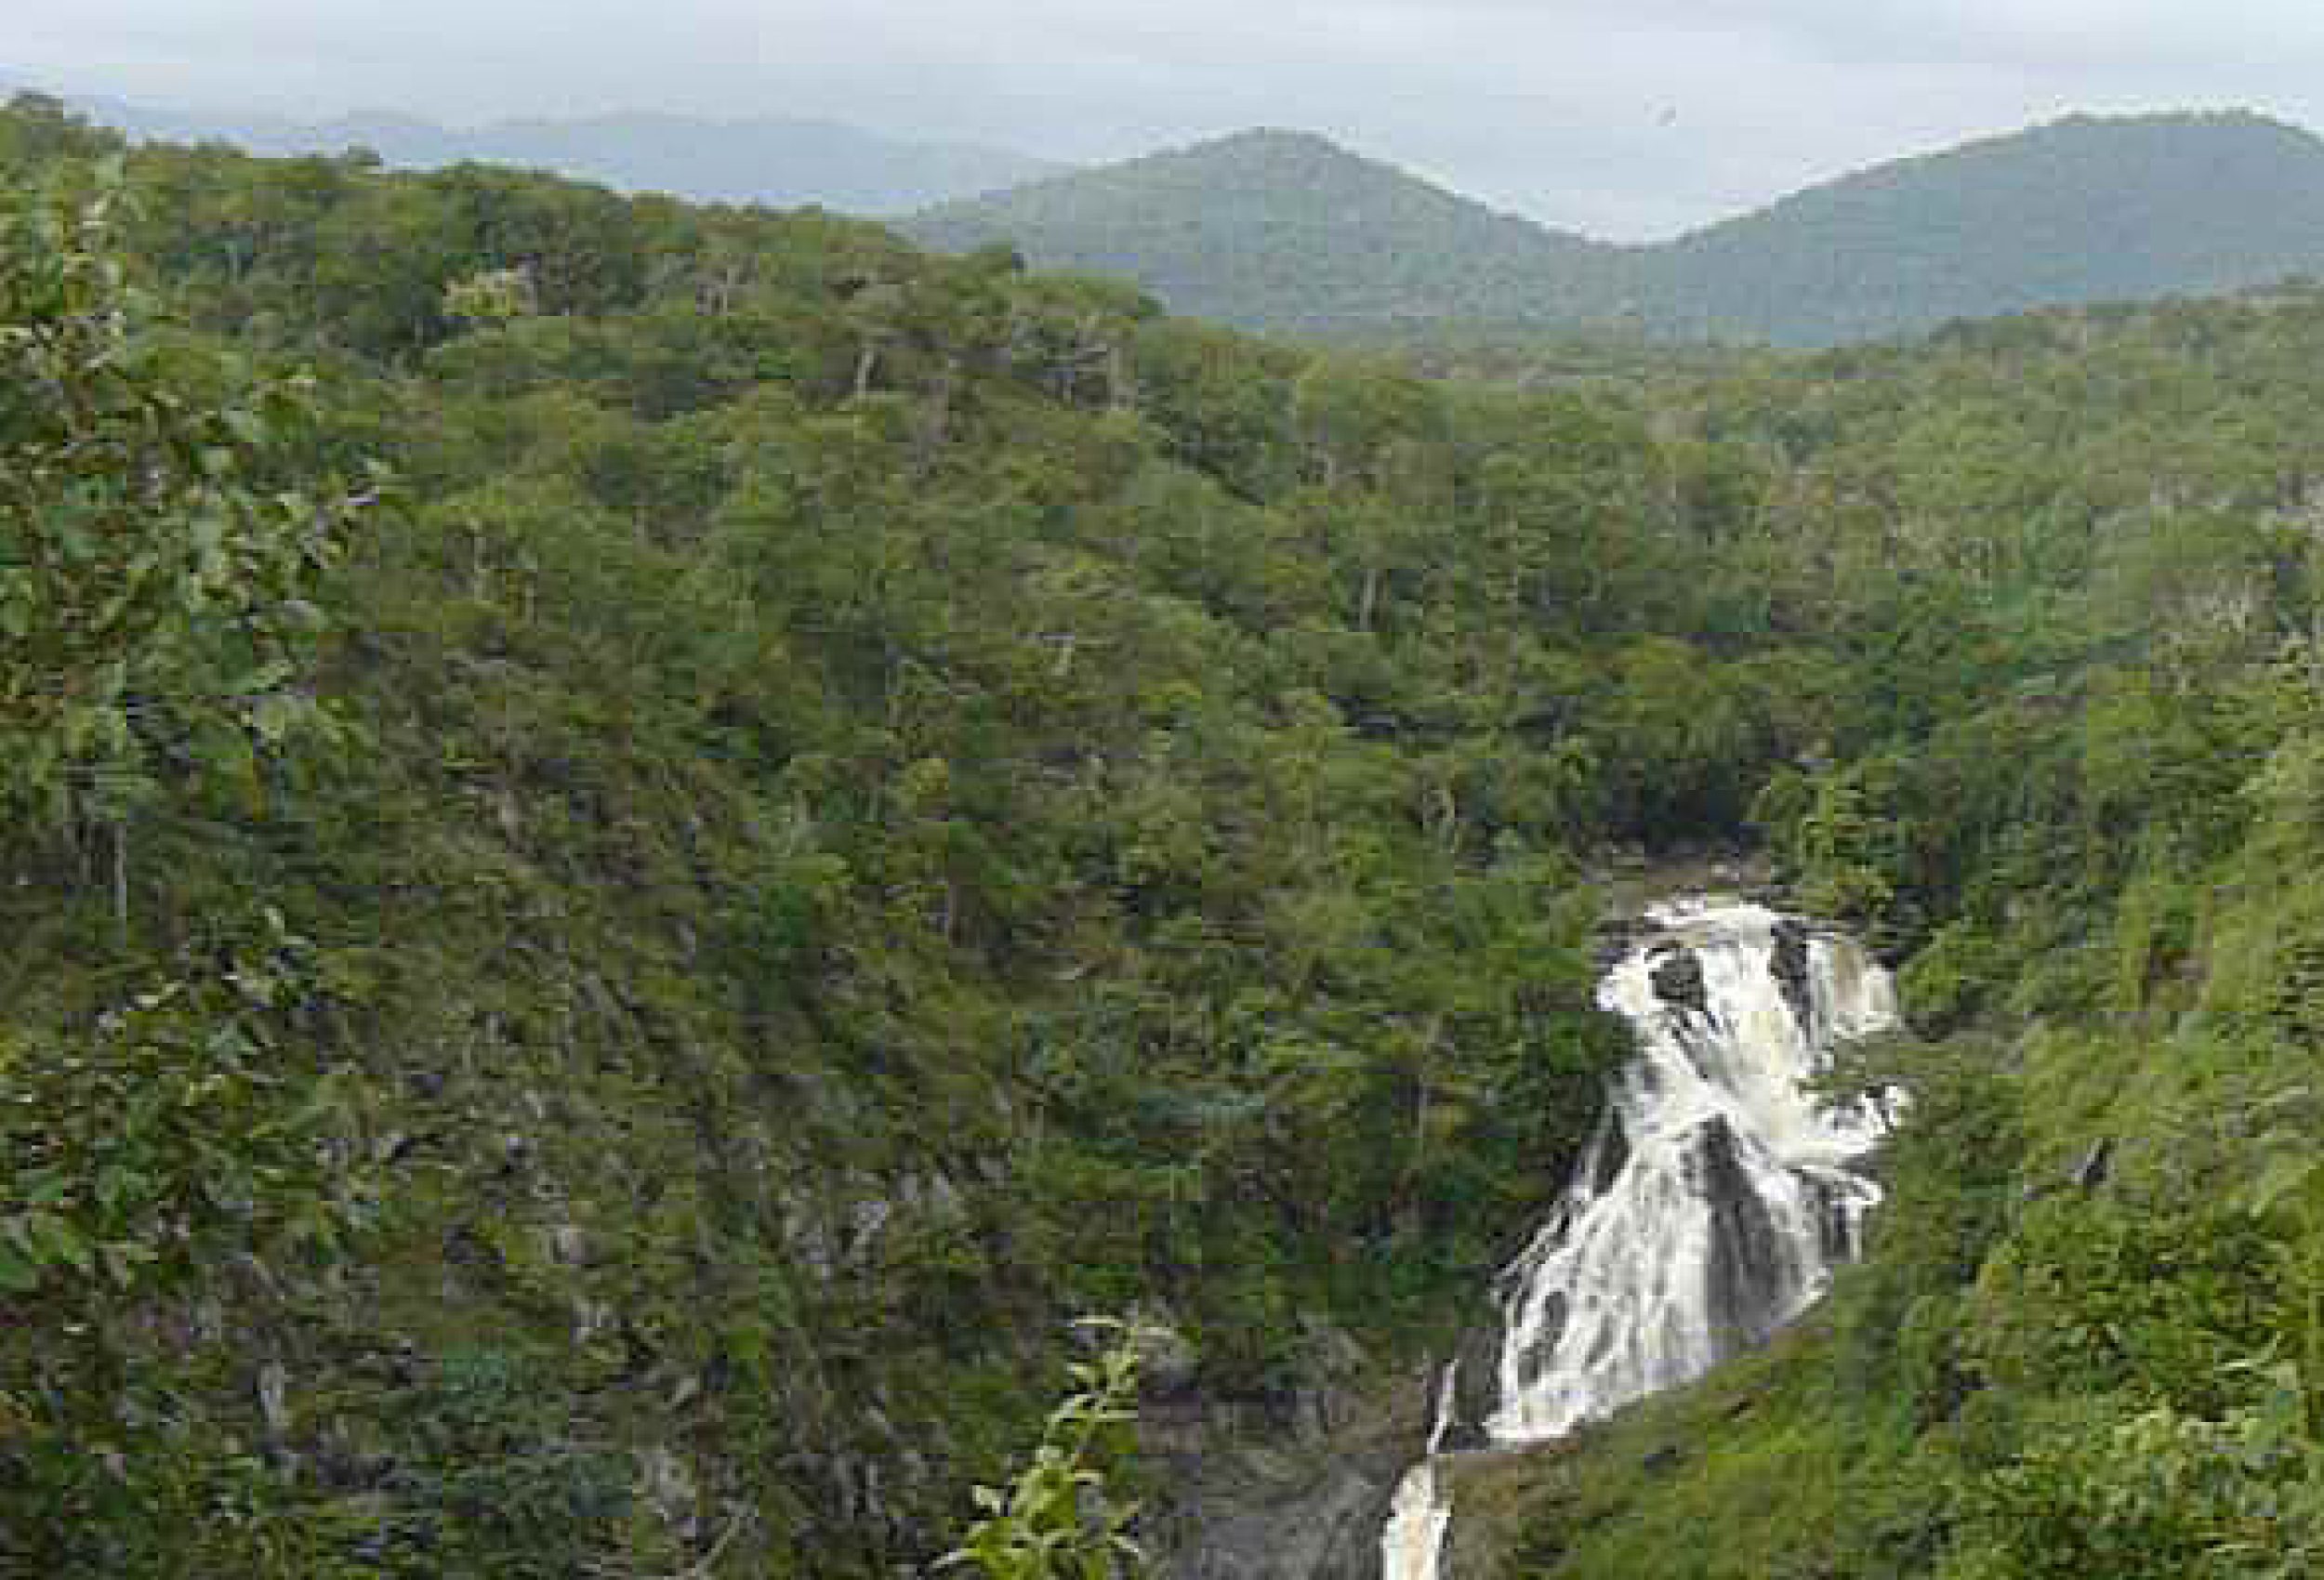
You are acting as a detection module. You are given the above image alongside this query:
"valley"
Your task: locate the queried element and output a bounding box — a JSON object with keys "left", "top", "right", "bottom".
{"left": 4, "top": 84, "right": 2324, "bottom": 1580}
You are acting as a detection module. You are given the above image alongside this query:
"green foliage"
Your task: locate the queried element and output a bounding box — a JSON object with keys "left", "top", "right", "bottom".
{"left": 0, "top": 163, "right": 363, "bottom": 924}
{"left": 443, "top": 264, "right": 539, "bottom": 326}
{"left": 1759, "top": 763, "right": 1899, "bottom": 928}
{"left": 906, "top": 129, "right": 1613, "bottom": 339}
{"left": 0, "top": 101, "right": 1658, "bottom": 1574}
{"left": 2252, "top": 1148, "right": 2324, "bottom": 1442}
{"left": 1826, "top": 1037, "right": 2023, "bottom": 1426}
{"left": 1964, "top": 1198, "right": 2284, "bottom": 1415}
{"left": 20, "top": 90, "right": 2324, "bottom": 1580}
{"left": 911, "top": 111, "right": 2324, "bottom": 349}
{"left": 1895, "top": 922, "right": 2009, "bottom": 1034}
{"left": 944, "top": 1321, "right": 1150, "bottom": 1580}
{"left": 0, "top": 915, "right": 371, "bottom": 1573}
{"left": 0, "top": 914, "right": 361, "bottom": 1303}
{"left": 1946, "top": 1377, "right": 2324, "bottom": 1580}
{"left": 1647, "top": 111, "right": 2324, "bottom": 346}
{"left": 368, "top": 1347, "right": 641, "bottom": 1579}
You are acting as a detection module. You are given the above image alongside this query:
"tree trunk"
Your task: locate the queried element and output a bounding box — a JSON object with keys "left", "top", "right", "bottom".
{"left": 112, "top": 819, "right": 129, "bottom": 947}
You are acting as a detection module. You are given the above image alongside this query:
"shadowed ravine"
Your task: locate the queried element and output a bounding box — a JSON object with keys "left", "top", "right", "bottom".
{"left": 1381, "top": 900, "right": 1899, "bottom": 1580}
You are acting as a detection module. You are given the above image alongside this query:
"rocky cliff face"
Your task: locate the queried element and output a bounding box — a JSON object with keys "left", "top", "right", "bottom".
{"left": 1145, "top": 1324, "right": 1435, "bottom": 1580}
{"left": 1165, "top": 1458, "right": 1399, "bottom": 1580}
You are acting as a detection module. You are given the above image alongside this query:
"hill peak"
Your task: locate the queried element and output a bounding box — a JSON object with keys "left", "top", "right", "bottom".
{"left": 1157, "top": 125, "right": 1407, "bottom": 172}
{"left": 904, "top": 125, "right": 1605, "bottom": 332}
{"left": 1630, "top": 104, "right": 2324, "bottom": 343}
{"left": 1191, "top": 125, "right": 1353, "bottom": 153}
{"left": 915, "top": 124, "right": 1563, "bottom": 220}
{"left": 1870, "top": 105, "right": 2324, "bottom": 183}
{"left": 909, "top": 104, "right": 2324, "bottom": 347}
{"left": 2043, "top": 105, "right": 2309, "bottom": 137}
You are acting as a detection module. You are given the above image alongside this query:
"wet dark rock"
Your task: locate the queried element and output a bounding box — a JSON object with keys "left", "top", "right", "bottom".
{"left": 1165, "top": 1461, "right": 1393, "bottom": 1580}
{"left": 1149, "top": 1346, "right": 1423, "bottom": 1580}
{"left": 1149, "top": 1379, "right": 1418, "bottom": 1580}
{"left": 1439, "top": 1325, "right": 1504, "bottom": 1452}
{"left": 1589, "top": 1114, "right": 1631, "bottom": 1198}
{"left": 1592, "top": 915, "right": 1655, "bottom": 972}
{"left": 1649, "top": 947, "right": 1707, "bottom": 1015}
{"left": 1802, "top": 1172, "right": 1857, "bottom": 1263}
{"left": 1690, "top": 1117, "right": 1796, "bottom": 1360}
{"left": 1769, "top": 919, "right": 1814, "bottom": 1034}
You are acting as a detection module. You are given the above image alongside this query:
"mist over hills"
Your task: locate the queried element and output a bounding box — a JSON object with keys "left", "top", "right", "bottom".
{"left": 59, "top": 92, "right": 1066, "bottom": 216}
{"left": 910, "top": 110, "right": 2324, "bottom": 346}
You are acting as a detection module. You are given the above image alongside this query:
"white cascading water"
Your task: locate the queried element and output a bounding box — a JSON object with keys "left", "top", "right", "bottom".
{"left": 1380, "top": 899, "right": 1897, "bottom": 1580}
{"left": 1380, "top": 1364, "right": 1460, "bottom": 1580}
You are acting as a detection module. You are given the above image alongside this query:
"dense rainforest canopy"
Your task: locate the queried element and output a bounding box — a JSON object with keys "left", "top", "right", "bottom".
{"left": 3, "top": 89, "right": 2324, "bottom": 1576}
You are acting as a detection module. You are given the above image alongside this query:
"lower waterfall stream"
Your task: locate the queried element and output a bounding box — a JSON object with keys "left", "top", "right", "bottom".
{"left": 1380, "top": 899, "right": 1898, "bottom": 1580}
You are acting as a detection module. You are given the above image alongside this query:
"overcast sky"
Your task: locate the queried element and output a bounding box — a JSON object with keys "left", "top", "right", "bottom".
{"left": 15, "top": 2, "right": 2324, "bottom": 239}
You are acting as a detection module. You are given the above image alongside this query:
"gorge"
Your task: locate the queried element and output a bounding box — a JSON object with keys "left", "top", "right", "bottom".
{"left": 13, "top": 93, "right": 2324, "bottom": 1576}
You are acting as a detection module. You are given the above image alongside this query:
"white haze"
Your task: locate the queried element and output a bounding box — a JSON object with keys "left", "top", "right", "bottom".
{"left": 13, "top": 2, "right": 2324, "bottom": 238}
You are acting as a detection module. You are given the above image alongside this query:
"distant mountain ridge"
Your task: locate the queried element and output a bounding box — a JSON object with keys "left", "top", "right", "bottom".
{"left": 1631, "top": 110, "right": 2324, "bottom": 344}
{"left": 911, "top": 128, "right": 1618, "bottom": 332}
{"left": 908, "top": 111, "right": 2324, "bottom": 346}
{"left": 48, "top": 88, "right": 2324, "bottom": 345}
{"left": 60, "top": 93, "right": 1066, "bottom": 216}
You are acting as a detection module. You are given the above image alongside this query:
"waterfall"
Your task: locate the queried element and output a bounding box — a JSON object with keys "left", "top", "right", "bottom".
{"left": 1380, "top": 1365, "right": 1460, "bottom": 1580}
{"left": 1381, "top": 898, "right": 1897, "bottom": 1580}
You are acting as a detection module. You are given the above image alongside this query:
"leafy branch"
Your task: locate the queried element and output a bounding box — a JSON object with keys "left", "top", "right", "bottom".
{"left": 942, "top": 1317, "right": 1156, "bottom": 1580}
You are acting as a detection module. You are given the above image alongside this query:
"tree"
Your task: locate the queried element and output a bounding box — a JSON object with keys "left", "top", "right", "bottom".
{"left": 0, "top": 164, "right": 363, "bottom": 928}
{"left": 0, "top": 914, "right": 372, "bottom": 1575}
{"left": 944, "top": 1320, "right": 1151, "bottom": 1580}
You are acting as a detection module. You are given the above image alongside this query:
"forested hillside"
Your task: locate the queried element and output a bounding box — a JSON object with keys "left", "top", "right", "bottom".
{"left": 1448, "top": 296, "right": 2324, "bottom": 1577}
{"left": 1636, "top": 110, "right": 2324, "bottom": 344}
{"left": 906, "top": 129, "right": 1618, "bottom": 335}
{"left": 7, "top": 88, "right": 2324, "bottom": 1580}
{"left": 912, "top": 111, "right": 2324, "bottom": 348}
{"left": 0, "top": 97, "right": 1738, "bottom": 1576}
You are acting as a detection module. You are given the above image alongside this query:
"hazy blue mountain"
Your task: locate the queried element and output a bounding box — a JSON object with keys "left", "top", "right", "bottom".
{"left": 62, "top": 92, "right": 1065, "bottom": 215}
{"left": 914, "top": 112, "right": 2324, "bottom": 346}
